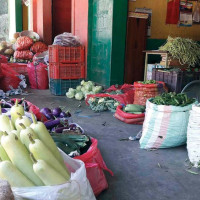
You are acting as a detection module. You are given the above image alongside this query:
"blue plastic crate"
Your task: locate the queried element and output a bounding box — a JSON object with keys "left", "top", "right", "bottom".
{"left": 50, "top": 79, "right": 83, "bottom": 96}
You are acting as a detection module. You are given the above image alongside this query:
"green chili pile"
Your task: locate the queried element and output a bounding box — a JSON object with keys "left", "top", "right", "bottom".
{"left": 159, "top": 36, "right": 200, "bottom": 67}
{"left": 150, "top": 92, "right": 195, "bottom": 106}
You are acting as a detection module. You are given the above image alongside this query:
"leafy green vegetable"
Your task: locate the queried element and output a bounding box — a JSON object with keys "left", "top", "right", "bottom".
{"left": 88, "top": 97, "right": 119, "bottom": 112}
{"left": 150, "top": 92, "right": 195, "bottom": 106}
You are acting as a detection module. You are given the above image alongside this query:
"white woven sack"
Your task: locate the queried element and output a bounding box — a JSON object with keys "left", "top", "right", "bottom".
{"left": 187, "top": 104, "right": 200, "bottom": 167}
{"left": 12, "top": 150, "right": 96, "bottom": 200}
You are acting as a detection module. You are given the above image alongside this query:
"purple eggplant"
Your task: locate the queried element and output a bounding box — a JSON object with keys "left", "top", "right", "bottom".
{"left": 44, "top": 119, "right": 61, "bottom": 129}
{"left": 52, "top": 107, "right": 62, "bottom": 117}
{"left": 45, "top": 112, "right": 55, "bottom": 120}
{"left": 55, "top": 126, "right": 69, "bottom": 133}
{"left": 59, "top": 112, "right": 67, "bottom": 118}
{"left": 40, "top": 107, "right": 52, "bottom": 115}
{"left": 1, "top": 108, "right": 7, "bottom": 113}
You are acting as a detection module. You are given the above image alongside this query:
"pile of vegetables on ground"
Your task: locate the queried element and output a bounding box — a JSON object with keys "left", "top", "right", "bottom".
{"left": 150, "top": 92, "right": 196, "bottom": 106}
{"left": 159, "top": 36, "right": 200, "bottom": 67}
{"left": 0, "top": 100, "right": 74, "bottom": 187}
{"left": 88, "top": 97, "right": 120, "bottom": 112}
{"left": 66, "top": 80, "right": 103, "bottom": 100}
{"left": 123, "top": 104, "right": 146, "bottom": 114}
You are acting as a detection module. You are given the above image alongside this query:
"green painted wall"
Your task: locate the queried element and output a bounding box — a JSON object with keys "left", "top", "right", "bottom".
{"left": 15, "top": 0, "right": 23, "bottom": 32}
{"left": 87, "top": 0, "right": 128, "bottom": 87}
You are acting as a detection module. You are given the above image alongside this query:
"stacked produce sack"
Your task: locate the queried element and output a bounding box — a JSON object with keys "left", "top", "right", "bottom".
{"left": 0, "top": 100, "right": 95, "bottom": 200}
{"left": 13, "top": 36, "right": 47, "bottom": 63}
{"left": 140, "top": 93, "right": 196, "bottom": 149}
{"left": 187, "top": 104, "right": 200, "bottom": 167}
{"left": 133, "top": 80, "right": 167, "bottom": 106}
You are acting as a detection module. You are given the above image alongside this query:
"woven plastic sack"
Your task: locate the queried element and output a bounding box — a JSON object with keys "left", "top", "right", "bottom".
{"left": 133, "top": 81, "right": 166, "bottom": 106}
{"left": 0, "top": 63, "right": 21, "bottom": 91}
{"left": 86, "top": 84, "right": 135, "bottom": 105}
{"left": 140, "top": 99, "right": 194, "bottom": 149}
{"left": 15, "top": 36, "right": 33, "bottom": 51}
{"left": 33, "top": 51, "right": 48, "bottom": 64}
{"left": 12, "top": 150, "right": 96, "bottom": 200}
{"left": 27, "top": 62, "right": 49, "bottom": 89}
{"left": 31, "top": 42, "right": 48, "bottom": 53}
{"left": 14, "top": 50, "right": 33, "bottom": 60}
{"left": 187, "top": 104, "right": 200, "bottom": 167}
{"left": 0, "top": 54, "right": 8, "bottom": 64}
{"left": 114, "top": 105, "right": 145, "bottom": 125}
{"left": 53, "top": 32, "right": 81, "bottom": 47}
{"left": 74, "top": 138, "right": 113, "bottom": 196}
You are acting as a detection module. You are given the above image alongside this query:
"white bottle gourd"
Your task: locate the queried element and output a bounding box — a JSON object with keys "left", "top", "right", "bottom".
{"left": 28, "top": 135, "right": 70, "bottom": 180}
{"left": 10, "top": 100, "right": 25, "bottom": 126}
{"left": 15, "top": 113, "right": 31, "bottom": 132}
{"left": 0, "top": 160, "right": 35, "bottom": 187}
{"left": 31, "top": 154, "right": 67, "bottom": 186}
{"left": 30, "top": 113, "right": 66, "bottom": 167}
{"left": 1, "top": 132, "right": 44, "bottom": 186}
{"left": 0, "top": 106, "right": 12, "bottom": 133}
{"left": 9, "top": 120, "right": 20, "bottom": 138}
{"left": 19, "top": 123, "right": 39, "bottom": 149}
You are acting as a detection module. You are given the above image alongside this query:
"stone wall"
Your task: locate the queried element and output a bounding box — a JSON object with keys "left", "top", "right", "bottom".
{"left": 0, "top": 0, "right": 9, "bottom": 41}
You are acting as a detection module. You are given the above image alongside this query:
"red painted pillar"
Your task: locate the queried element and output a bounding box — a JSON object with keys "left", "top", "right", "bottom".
{"left": 72, "top": 0, "right": 88, "bottom": 75}
{"left": 32, "top": 0, "right": 52, "bottom": 45}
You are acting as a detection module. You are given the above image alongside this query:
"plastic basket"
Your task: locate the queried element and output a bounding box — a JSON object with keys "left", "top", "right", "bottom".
{"left": 7, "top": 63, "right": 28, "bottom": 76}
{"left": 152, "top": 68, "right": 200, "bottom": 93}
{"left": 48, "top": 45, "right": 85, "bottom": 63}
{"left": 49, "top": 63, "right": 85, "bottom": 79}
{"left": 50, "top": 78, "right": 83, "bottom": 96}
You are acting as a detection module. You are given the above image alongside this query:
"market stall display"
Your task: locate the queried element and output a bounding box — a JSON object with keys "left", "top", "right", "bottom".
{"left": 0, "top": 100, "right": 96, "bottom": 199}
{"left": 140, "top": 93, "right": 196, "bottom": 149}
{"left": 187, "top": 104, "right": 200, "bottom": 168}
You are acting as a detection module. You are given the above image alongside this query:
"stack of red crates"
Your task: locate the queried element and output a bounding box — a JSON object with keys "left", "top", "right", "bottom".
{"left": 48, "top": 45, "right": 85, "bottom": 95}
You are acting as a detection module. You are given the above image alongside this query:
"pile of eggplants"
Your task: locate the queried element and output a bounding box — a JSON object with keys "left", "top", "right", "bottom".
{"left": 41, "top": 107, "right": 79, "bottom": 134}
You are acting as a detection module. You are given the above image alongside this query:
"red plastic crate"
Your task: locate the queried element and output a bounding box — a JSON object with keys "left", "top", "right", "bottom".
{"left": 48, "top": 45, "right": 85, "bottom": 63}
{"left": 7, "top": 63, "right": 28, "bottom": 76}
{"left": 49, "top": 63, "right": 85, "bottom": 79}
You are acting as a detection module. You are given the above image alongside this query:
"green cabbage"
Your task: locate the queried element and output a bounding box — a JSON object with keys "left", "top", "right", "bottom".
{"left": 76, "top": 85, "right": 82, "bottom": 91}
{"left": 92, "top": 86, "right": 103, "bottom": 94}
{"left": 75, "top": 92, "right": 84, "bottom": 100}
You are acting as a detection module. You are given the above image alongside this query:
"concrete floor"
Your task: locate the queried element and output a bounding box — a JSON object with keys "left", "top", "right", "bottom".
{"left": 17, "top": 89, "right": 200, "bottom": 200}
